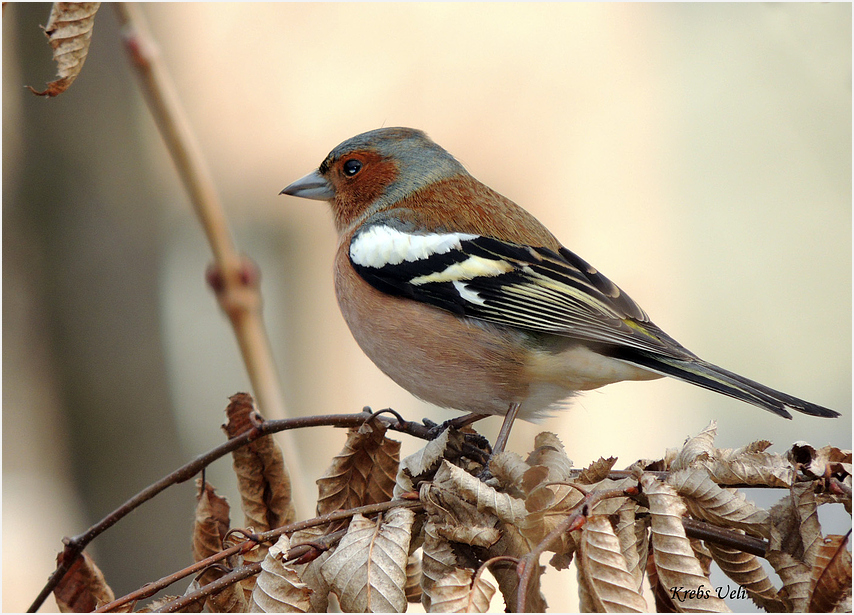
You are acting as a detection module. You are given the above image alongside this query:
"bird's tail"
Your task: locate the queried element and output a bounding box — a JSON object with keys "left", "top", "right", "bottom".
{"left": 616, "top": 351, "right": 840, "bottom": 419}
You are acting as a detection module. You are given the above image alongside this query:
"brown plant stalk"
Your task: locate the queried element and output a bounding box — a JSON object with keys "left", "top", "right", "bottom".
{"left": 111, "top": 1, "right": 308, "bottom": 511}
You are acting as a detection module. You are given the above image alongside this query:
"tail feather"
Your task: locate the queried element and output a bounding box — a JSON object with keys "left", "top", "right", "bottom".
{"left": 616, "top": 351, "right": 840, "bottom": 419}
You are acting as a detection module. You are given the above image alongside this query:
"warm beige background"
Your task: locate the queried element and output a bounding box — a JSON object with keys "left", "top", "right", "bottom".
{"left": 4, "top": 3, "right": 851, "bottom": 612}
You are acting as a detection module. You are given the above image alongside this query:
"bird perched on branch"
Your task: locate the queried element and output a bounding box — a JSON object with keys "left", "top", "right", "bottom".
{"left": 281, "top": 127, "right": 839, "bottom": 451}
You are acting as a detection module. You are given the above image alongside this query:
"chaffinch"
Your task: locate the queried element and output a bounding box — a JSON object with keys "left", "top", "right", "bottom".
{"left": 281, "top": 127, "right": 838, "bottom": 442}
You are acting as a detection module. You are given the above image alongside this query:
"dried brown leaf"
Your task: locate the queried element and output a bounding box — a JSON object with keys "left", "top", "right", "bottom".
{"left": 54, "top": 550, "right": 114, "bottom": 612}
{"left": 485, "top": 522, "right": 548, "bottom": 613}
{"left": 28, "top": 2, "right": 100, "bottom": 97}
{"left": 420, "top": 477, "right": 502, "bottom": 552}
{"left": 192, "top": 479, "right": 230, "bottom": 563}
{"left": 321, "top": 507, "right": 414, "bottom": 612}
{"left": 699, "top": 451, "right": 794, "bottom": 488}
{"left": 671, "top": 421, "right": 717, "bottom": 471}
{"left": 317, "top": 419, "right": 400, "bottom": 518}
{"left": 789, "top": 443, "right": 852, "bottom": 480}
{"left": 421, "top": 521, "right": 471, "bottom": 611}
{"left": 577, "top": 515, "right": 649, "bottom": 612}
{"left": 433, "top": 460, "right": 527, "bottom": 525}
{"left": 426, "top": 567, "right": 496, "bottom": 613}
{"left": 190, "top": 481, "right": 245, "bottom": 613}
{"left": 646, "top": 547, "right": 680, "bottom": 613}
{"left": 290, "top": 526, "right": 333, "bottom": 613}
{"left": 250, "top": 534, "right": 313, "bottom": 613}
{"left": 706, "top": 542, "right": 784, "bottom": 612}
{"left": 642, "top": 473, "right": 731, "bottom": 612}
{"left": 577, "top": 456, "right": 618, "bottom": 484}
{"left": 404, "top": 552, "right": 423, "bottom": 603}
{"left": 223, "top": 393, "right": 296, "bottom": 536}
{"left": 524, "top": 431, "right": 574, "bottom": 480}
{"left": 394, "top": 427, "right": 464, "bottom": 497}
{"left": 808, "top": 533, "right": 853, "bottom": 613}
{"left": 434, "top": 522, "right": 501, "bottom": 549}
{"left": 668, "top": 467, "right": 769, "bottom": 538}
{"left": 615, "top": 500, "right": 649, "bottom": 592}
{"left": 766, "top": 490, "right": 813, "bottom": 611}
{"left": 792, "top": 481, "right": 824, "bottom": 568}
{"left": 488, "top": 451, "right": 530, "bottom": 496}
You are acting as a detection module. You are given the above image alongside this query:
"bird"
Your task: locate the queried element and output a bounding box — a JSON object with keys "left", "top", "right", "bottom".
{"left": 281, "top": 127, "right": 839, "bottom": 451}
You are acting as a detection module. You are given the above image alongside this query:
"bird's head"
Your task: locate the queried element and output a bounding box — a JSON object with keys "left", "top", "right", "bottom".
{"left": 281, "top": 127, "right": 467, "bottom": 233}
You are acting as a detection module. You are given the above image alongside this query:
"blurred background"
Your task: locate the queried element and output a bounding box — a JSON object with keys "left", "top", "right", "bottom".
{"left": 3, "top": 3, "right": 850, "bottom": 612}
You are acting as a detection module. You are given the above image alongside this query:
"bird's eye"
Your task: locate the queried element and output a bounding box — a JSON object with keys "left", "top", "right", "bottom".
{"left": 342, "top": 159, "right": 362, "bottom": 177}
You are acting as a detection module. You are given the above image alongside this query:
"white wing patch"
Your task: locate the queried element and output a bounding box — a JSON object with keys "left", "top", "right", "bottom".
{"left": 350, "top": 225, "right": 478, "bottom": 267}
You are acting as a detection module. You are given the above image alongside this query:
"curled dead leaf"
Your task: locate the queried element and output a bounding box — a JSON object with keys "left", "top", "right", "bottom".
{"left": 668, "top": 467, "right": 770, "bottom": 539}
{"left": 808, "top": 532, "right": 853, "bottom": 613}
{"left": 425, "top": 567, "right": 496, "bottom": 613}
{"left": 54, "top": 550, "right": 114, "bottom": 612}
{"left": 642, "top": 473, "right": 731, "bottom": 612}
{"left": 28, "top": 3, "right": 101, "bottom": 97}
{"left": 250, "top": 534, "right": 313, "bottom": 613}
{"left": 706, "top": 542, "right": 784, "bottom": 612}
{"left": 433, "top": 460, "right": 527, "bottom": 526}
{"left": 192, "top": 479, "right": 230, "bottom": 563}
{"left": 577, "top": 515, "right": 649, "bottom": 612}
{"left": 671, "top": 421, "right": 717, "bottom": 471}
{"left": 317, "top": 419, "right": 400, "bottom": 519}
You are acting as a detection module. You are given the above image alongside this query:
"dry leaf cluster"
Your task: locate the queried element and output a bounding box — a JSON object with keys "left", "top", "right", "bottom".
{"left": 51, "top": 394, "right": 851, "bottom": 613}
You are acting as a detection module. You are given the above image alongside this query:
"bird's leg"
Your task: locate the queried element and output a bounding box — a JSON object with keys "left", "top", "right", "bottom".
{"left": 492, "top": 402, "right": 521, "bottom": 455}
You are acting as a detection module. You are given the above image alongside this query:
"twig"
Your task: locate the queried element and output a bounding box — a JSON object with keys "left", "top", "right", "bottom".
{"left": 97, "top": 500, "right": 421, "bottom": 613}
{"left": 110, "top": 2, "right": 307, "bottom": 509}
{"left": 681, "top": 517, "right": 767, "bottom": 558}
{"left": 158, "top": 563, "right": 262, "bottom": 613}
{"left": 30, "top": 410, "right": 424, "bottom": 612}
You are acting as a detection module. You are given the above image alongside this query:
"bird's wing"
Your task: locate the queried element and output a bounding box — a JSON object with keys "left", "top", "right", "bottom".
{"left": 349, "top": 223, "right": 697, "bottom": 359}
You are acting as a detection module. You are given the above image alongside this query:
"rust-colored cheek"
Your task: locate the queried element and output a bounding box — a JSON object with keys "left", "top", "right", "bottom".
{"left": 332, "top": 153, "right": 398, "bottom": 231}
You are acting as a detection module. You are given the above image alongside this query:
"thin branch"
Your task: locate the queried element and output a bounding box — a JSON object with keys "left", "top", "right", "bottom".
{"left": 29, "top": 410, "right": 423, "bottom": 612}
{"left": 97, "top": 500, "right": 422, "bottom": 613}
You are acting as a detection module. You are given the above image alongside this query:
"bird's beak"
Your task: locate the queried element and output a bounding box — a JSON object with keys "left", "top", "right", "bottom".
{"left": 280, "top": 170, "right": 335, "bottom": 201}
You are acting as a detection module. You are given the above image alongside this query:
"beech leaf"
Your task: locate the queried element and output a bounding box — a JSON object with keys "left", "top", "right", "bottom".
{"left": 671, "top": 421, "right": 717, "bottom": 471}
{"left": 192, "top": 479, "right": 230, "bottom": 563}
{"left": 28, "top": 3, "right": 100, "bottom": 97}
{"left": 433, "top": 460, "right": 527, "bottom": 525}
{"left": 223, "top": 393, "right": 296, "bottom": 536}
{"left": 699, "top": 451, "right": 794, "bottom": 488}
{"left": 615, "top": 500, "right": 649, "bottom": 592}
{"left": 421, "top": 521, "right": 471, "bottom": 611}
{"left": 404, "top": 552, "right": 423, "bottom": 604}
{"left": 250, "top": 534, "right": 313, "bottom": 613}
{"left": 706, "top": 542, "right": 784, "bottom": 612}
{"left": 426, "top": 567, "right": 496, "bottom": 613}
{"left": 321, "top": 507, "right": 414, "bottom": 613}
{"left": 642, "top": 473, "right": 731, "bottom": 612}
{"left": 577, "top": 515, "right": 649, "bottom": 612}
{"left": 524, "top": 432, "right": 574, "bottom": 480}
{"left": 290, "top": 526, "right": 333, "bottom": 613}
{"left": 317, "top": 419, "right": 400, "bottom": 518}
{"left": 668, "top": 467, "right": 769, "bottom": 538}
{"left": 53, "top": 550, "right": 114, "bottom": 613}
{"left": 808, "top": 533, "right": 852, "bottom": 613}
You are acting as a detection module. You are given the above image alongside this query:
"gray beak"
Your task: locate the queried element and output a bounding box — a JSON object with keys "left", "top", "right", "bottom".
{"left": 280, "top": 170, "right": 335, "bottom": 201}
